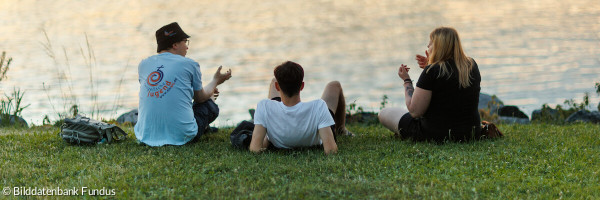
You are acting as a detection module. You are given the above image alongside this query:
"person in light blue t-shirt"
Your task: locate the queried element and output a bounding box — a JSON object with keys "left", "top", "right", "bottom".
{"left": 135, "top": 22, "right": 232, "bottom": 146}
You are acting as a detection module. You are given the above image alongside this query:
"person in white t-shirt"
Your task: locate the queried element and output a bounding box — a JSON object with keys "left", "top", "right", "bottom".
{"left": 249, "top": 61, "right": 350, "bottom": 155}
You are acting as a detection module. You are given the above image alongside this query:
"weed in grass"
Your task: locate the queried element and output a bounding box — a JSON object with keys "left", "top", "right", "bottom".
{"left": 41, "top": 30, "right": 77, "bottom": 120}
{"left": 563, "top": 92, "right": 591, "bottom": 111}
{"left": 80, "top": 33, "right": 100, "bottom": 119}
{"left": 0, "top": 88, "right": 30, "bottom": 127}
{"left": 380, "top": 94, "right": 388, "bottom": 110}
{"left": 533, "top": 92, "right": 595, "bottom": 124}
{"left": 346, "top": 100, "right": 363, "bottom": 116}
{"left": 0, "top": 51, "right": 11, "bottom": 81}
{"left": 346, "top": 100, "right": 378, "bottom": 125}
{"left": 0, "top": 51, "right": 30, "bottom": 127}
{"left": 40, "top": 31, "right": 128, "bottom": 124}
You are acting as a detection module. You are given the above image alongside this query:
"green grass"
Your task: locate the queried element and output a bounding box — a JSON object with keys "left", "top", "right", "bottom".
{"left": 1, "top": 123, "right": 599, "bottom": 199}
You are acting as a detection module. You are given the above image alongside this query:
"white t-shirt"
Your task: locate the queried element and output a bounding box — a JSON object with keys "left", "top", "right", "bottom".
{"left": 253, "top": 99, "right": 335, "bottom": 149}
{"left": 134, "top": 52, "right": 203, "bottom": 146}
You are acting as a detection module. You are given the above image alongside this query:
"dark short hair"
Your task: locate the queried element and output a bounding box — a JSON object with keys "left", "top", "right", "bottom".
{"left": 274, "top": 61, "right": 304, "bottom": 97}
{"left": 157, "top": 38, "right": 186, "bottom": 52}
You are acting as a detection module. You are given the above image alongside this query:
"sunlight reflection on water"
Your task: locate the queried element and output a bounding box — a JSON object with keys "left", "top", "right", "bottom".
{"left": 0, "top": 0, "right": 599, "bottom": 126}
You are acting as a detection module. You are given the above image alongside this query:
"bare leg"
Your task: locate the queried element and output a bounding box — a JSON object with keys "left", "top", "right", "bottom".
{"left": 321, "top": 81, "right": 347, "bottom": 135}
{"left": 378, "top": 107, "right": 409, "bottom": 134}
{"left": 268, "top": 78, "right": 280, "bottom": 99}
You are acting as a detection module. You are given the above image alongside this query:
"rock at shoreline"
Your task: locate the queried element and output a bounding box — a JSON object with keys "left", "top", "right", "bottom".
{"left": 479, "top": 94, "right": 531, "bottom": 124}
{"left": 117, "top": 109, "right": 138, "bottom": 125}
{"left": 498, "top": 105, "right": 529, "bottom": 119}
{"left": 479, "top": 93, "right": 504, "bottom": 115}
{"left": 497, "top": 106, "right": 530, "bottom": 124}
{"left": 0, "top": 115, "right": 28, "bottom": 127}
{"left": 565, "top": 110, "right": 600, "bottom": 124}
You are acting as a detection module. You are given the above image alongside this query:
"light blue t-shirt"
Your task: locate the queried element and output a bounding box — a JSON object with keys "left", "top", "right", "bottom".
{"left": 134, "top": 52, "right": 203, "bottom": 146}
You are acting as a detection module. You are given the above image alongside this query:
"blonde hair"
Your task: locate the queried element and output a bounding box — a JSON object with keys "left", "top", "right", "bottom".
{"left": 426, "top": 27, "right": 473, "bottom": 88}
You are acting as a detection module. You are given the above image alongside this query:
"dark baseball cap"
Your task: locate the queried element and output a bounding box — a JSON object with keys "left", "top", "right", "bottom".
{"left": 155, "top": 22, "right": 190, "bottom": 53}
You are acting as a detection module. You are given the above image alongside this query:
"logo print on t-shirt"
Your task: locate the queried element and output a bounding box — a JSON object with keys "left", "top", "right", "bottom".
{"left": 146, "top": 66, "right": 164, "bottom": 86}
{"left": 145, "top": 65, "right": 177, "bottom": 99}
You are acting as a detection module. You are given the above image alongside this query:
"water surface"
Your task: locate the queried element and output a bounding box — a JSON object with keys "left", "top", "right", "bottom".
{"left": 1, "top": 0, "right": 599, "bottom": 126}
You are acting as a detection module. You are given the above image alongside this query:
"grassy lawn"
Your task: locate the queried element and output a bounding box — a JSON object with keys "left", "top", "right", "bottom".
{"left": 1, "top": 123, "right": 599, "bottom": 199}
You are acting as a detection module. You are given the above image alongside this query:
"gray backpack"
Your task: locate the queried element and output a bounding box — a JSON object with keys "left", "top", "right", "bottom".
{"left": 60, "top": 115, "right": 128, "bottom": 145}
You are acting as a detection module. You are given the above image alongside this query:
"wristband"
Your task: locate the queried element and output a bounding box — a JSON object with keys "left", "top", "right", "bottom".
{"left": 403, "top": 78, "right": 412, "bottom": 83}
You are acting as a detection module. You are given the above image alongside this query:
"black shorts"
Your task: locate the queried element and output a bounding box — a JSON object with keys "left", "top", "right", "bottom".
{"left": 397, "top": 113, "right": 423, "bottom": 140}
{"left": 187, "top": 100, "right": 219, "bottom": 144}
{"left": 398, "top": 113, "right": 482, "bottom": 142}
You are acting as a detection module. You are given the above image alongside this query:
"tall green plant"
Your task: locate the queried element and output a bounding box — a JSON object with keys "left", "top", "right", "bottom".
{"left": 533, "top": 91, "right": 595, "bottom": 124}
{"left": 0, "top": 52, "right": 30, "bottom": 127}
{"left": 563, "top": 92, "right": 590, "bottom": 111}
{"left": 41, "top": 31, "right": 126, "bottom": 122}
{"left": 380, "top": 95, "right": 389, "bottom": 110}
{"left": 0, "top": 88, "right": 30, "bottom": 127}
{"left": 42, "top": 30, "right": 77, "bottom": 120}
{"left": 80, "top": 33, "right": 100, "bottom": 119}
{"left": 0, "top": 51, "right": 11, "bottom": 81}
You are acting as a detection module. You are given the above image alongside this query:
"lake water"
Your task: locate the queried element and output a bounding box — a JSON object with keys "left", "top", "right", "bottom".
{"left": 1, "top": 0, "right": 599, "bottom": 126}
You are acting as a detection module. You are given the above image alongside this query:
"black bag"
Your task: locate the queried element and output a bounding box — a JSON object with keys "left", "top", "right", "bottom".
{"left": 230, "top": 120, "right": 254, "bottom": 149}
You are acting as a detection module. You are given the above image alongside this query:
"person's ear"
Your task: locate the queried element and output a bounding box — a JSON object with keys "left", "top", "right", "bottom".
{"left": 173, "top": 40, "right": 185, "bottom": 49}
{"left": 300, "top": 82, "right": 304, "bottom": 91}
{"left": 275, "top": 82, "right": 281, "bottom": 91}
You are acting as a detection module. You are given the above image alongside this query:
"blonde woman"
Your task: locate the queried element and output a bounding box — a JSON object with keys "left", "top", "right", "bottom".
{"left": 378, "top": 27, "right": 482, "bottom": 142}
